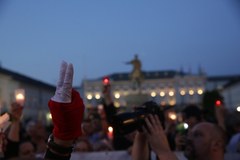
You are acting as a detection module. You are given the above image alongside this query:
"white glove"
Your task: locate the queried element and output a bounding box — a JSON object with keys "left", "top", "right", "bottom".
{"left": 51, "top": 61, "right": 74, "bottom": 103}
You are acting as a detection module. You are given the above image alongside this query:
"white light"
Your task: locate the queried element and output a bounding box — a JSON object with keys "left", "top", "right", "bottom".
{"left": 160, "top": 91, "right": 165, "bottom": 97}
{"left": 114, "top": 93, "right": 120, "bottom": 99}
{"left": 95, "top": 94, "right": 101, "bottom": 99}
{"left": 169, "top": 91, "right": 174, "bottom": 96}
{"left": 108, "top": 126, "right": 113, "bottom": 132}
{"left": 237, "top": 106, "right": 240, "bottom": 112}
{"left": 151, "top": 92, "right": 156, "bottom": 97}
{"left": 197, "top": 89, "right": 203, "bottom": 95}
{"left": 15, "top": 89, "right": 25, "bottom": 100}
{"left": 168, "top": 112, "right": 177, "bottom": 120}
{"left": 183, "top": 123, "right": 189, "bottom": 129}
{"left": 15, "top": 89, "right": 25, "bottom": 105}
{"left": 16, "top": 94, "right": 24, "bottom": 100}
{"left": 47, "top": 113, "right": 52, "bottom": 120}
{"left": 87, "top": 94, "right": 92, "bottom": 100}
{"left": 180, "top": 90, "right": 186, "bottom": 96}
{"left": 189, "top": 90, "right": 194, "bottom": 95}
{"left": 107, "top": 126, "right": 113, "bottom": 140}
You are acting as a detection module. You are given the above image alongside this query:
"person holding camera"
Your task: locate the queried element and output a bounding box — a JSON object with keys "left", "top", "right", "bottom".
{"left": 132, "top": 114, "right": 178, "bottom": 160}
{"left": 44, "top": 61, "right": 85, "bottom": 160}
{"left": 131, "top": 113, "right": 227, "bottom": 160}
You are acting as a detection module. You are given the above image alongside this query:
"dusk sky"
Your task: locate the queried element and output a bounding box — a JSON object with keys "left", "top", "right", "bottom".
{"left": 0, "top": 0, "right": 240, "bottom": 86}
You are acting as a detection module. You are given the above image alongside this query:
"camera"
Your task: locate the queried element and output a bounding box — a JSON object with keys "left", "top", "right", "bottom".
{"left": 112, "top": 101, "right": 165, "bottom": 135}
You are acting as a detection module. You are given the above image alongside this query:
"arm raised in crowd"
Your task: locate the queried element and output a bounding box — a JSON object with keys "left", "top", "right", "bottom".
{"left": 131, "top": 132, "right": 149, "bottom": 160}
{"left": 102, "top": 84, "right": 117, "bottom": 125}
{"left": 144, "top": 115, "right": 178, "bottom": 160}
{"left": 44, "top": 61, "right": 85, "bottom": 160}
{"left": 8, "top": 102, "right": 23, "bottom": 142}
{"left": 4, "top": 102, "right": 23, "bottom": 159}
{"left": 132, "top": 114, "right": 178, "bottom": 160}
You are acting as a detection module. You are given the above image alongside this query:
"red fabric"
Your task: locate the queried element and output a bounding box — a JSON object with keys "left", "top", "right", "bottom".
{"left": 48, "top": 89, "right": 85, "bottom": 140}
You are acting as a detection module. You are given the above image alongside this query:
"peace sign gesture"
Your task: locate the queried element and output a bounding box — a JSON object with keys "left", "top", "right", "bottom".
{"left": 51, "top": 61, "right": 73, "bottom": 103}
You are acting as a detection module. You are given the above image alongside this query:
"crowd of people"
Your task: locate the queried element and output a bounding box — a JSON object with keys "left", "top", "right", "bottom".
{"left": 0, "top": 61, "right": 240, "bottom": 160}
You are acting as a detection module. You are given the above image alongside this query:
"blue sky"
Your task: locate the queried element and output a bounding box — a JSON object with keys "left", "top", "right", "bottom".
{"left": 0, "top": 0, "right": 240, "bottom": 86}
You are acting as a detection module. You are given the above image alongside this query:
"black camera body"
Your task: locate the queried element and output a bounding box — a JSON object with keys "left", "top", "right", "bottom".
{"left": 112, "top": 101, "right": 165, "bottom": 135}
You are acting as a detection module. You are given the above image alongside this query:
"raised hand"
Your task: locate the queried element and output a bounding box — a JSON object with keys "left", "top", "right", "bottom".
{"left": 48, "top": 61, "right": 85, "bottom": 141}
{"left": 51, "top": 61, "right": 73, "bottom": 103}
{"left": 10, "top": 102, "right": 23, "bottom": 122}
{"left": 143, "top": 115, "right": 178, "bottom": 160}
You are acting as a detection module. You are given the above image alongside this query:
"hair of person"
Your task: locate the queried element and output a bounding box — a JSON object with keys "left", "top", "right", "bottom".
{"left": 182, "top": 104, "right": 202, "bottom": 121}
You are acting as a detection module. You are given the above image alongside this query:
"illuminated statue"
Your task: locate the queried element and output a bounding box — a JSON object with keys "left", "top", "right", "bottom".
{"left": 126, "top": 54, "right": 143, "bottom": 90}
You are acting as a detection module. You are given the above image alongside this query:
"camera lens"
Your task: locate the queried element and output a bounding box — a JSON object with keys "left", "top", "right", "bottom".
{"left": 112, "top": 101, "right": 165, "bottom": 135}
{"left": 112, "top": 111, "right": 145, "bottom": 135}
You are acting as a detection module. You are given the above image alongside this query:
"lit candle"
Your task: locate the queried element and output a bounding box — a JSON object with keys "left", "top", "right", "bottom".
{"left": 15, "top": 89, "right": 25, "bottom": 106}
{"left": 107, "top": 126, "right": 113, "bottom": 140}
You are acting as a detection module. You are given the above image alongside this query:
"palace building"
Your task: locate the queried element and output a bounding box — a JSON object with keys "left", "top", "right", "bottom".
{"left": 82, "top": 69, "right": 207, "bottom": 110}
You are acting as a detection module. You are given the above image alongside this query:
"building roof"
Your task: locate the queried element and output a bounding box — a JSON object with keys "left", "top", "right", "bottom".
{"left": 0, "top": 67, "right": 55, "bottom": 90}
{"left": 222, "top": 77, "right": 240, "bottom": 89}
{"left": 91, "top": 70, "right": 188, "bottom": 81}
{"left": 84, "top": 70, "right": 240, "bottom": 87}
{"left": 207, "top": 75, "right": 240, "bottom": 82}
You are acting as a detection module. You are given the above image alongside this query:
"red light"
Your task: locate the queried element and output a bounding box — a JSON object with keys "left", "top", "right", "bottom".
{"left": 215, "top": 100, "right": 222, "bottom": 107}
{"left": 102, "top": 76, "right": 110, "bottom": 85}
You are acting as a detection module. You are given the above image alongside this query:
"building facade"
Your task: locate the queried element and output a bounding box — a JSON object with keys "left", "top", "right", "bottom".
{"left": 82, "top": 70, "right": 207, "bottom": 111}
{"left": 82, "top": 71, "right": 240, "bottom": 112}
{"left": 221, "top": 78, "right": 240, "bottom": 110}
{"left": 1, "top": 64, "right": 239, "bottom": 126}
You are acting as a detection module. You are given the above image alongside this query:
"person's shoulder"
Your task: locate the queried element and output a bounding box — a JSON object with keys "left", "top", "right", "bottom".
{"left": 224, "top": 152, "right": 240, "bottom": 160}
{"left": 227, "top": 133, "right": 240, "bottom": 153}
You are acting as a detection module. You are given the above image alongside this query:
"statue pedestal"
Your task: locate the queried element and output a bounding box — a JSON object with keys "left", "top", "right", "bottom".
{"left": 124, "top": 93, "right": 150, "bottom": 111}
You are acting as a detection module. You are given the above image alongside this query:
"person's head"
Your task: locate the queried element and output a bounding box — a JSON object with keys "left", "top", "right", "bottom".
{"left": 18, "top": 140, "right": 36, "bottom": 159}
{"left": 25, "top": 120, "right": 36, "bottom": 137}
{"left": 82, "top": 119, "right": 94, "bottom": 136}
{"left": 74, "top": 139, "right": 93, "bottom": 152}
{"left": 184, "top": 122, "right": 226, "bottom": 160}
{"left": 181, "top": 105, "right": 202, "bottom": 129}
{"left": 88, "top": 113, "right": 102, "bottom": 132}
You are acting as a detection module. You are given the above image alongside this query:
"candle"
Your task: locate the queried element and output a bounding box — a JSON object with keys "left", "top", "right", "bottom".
{"left": 15, "top": 89, "right": 25, "bottom": 106}
{"left": 107, "top": 126, "right": 113, "bottom": 140}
